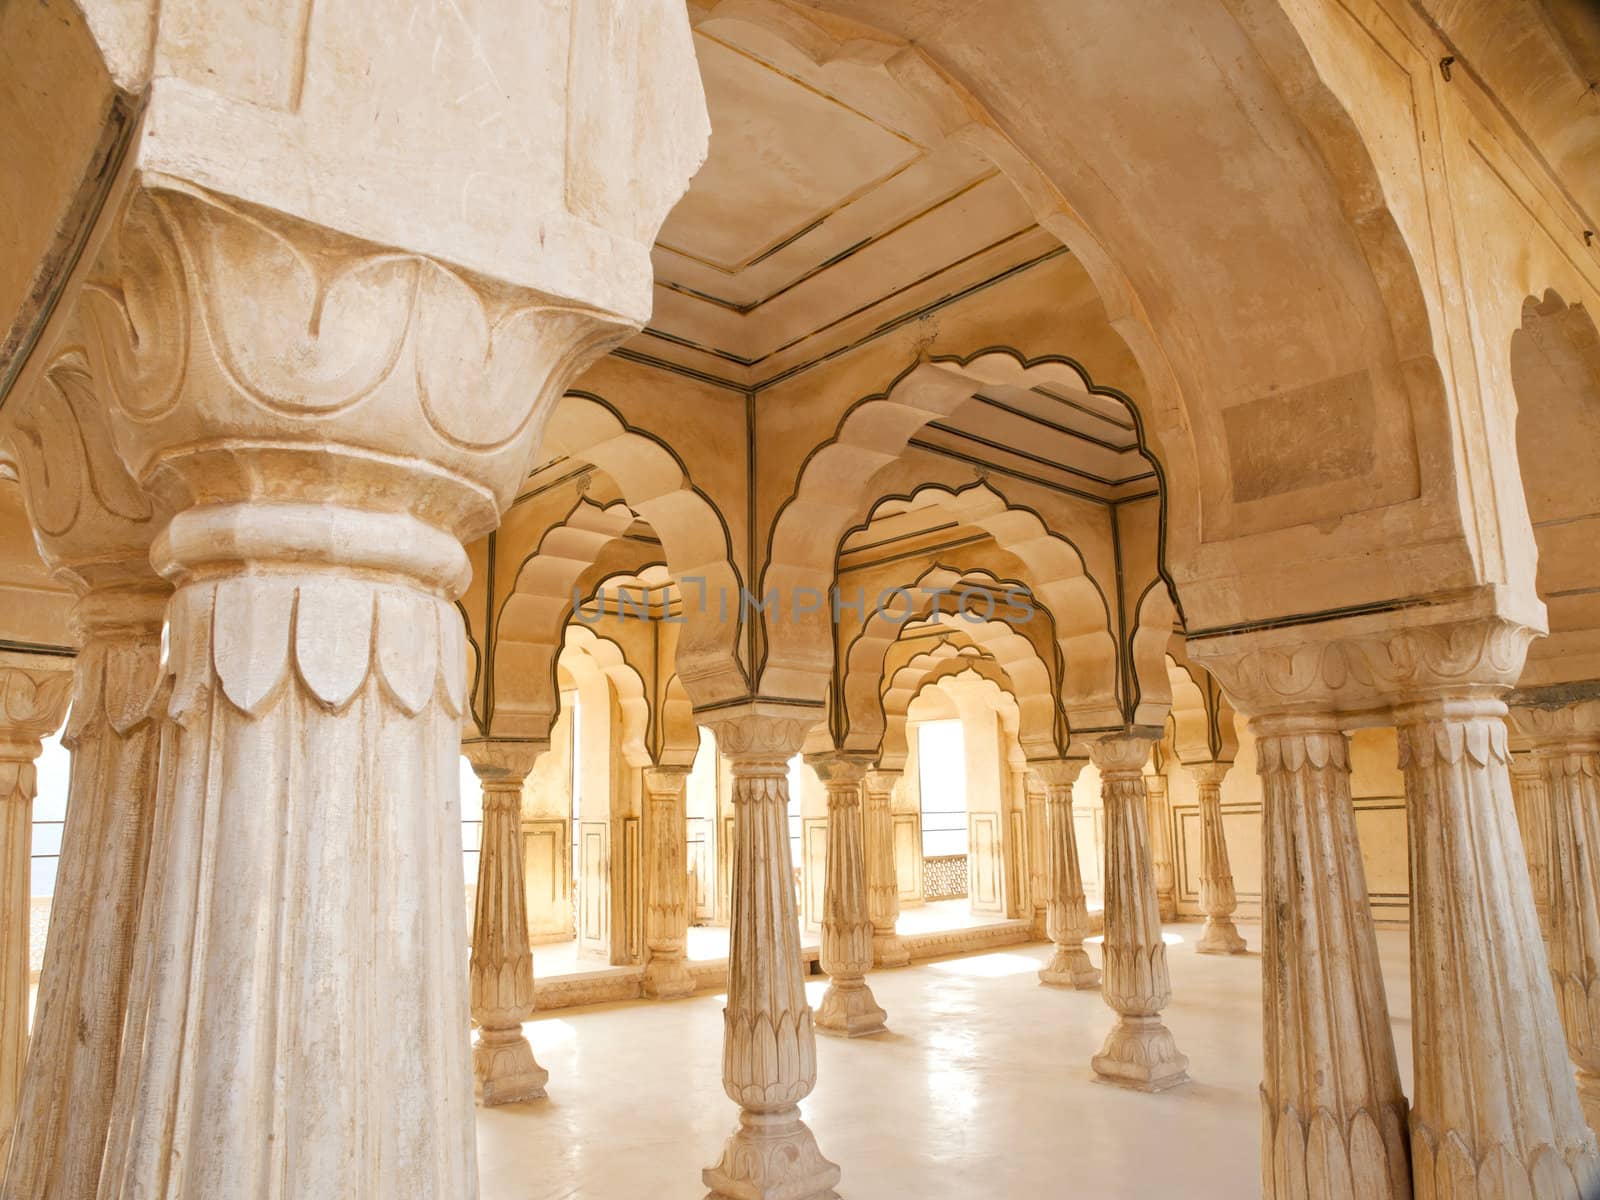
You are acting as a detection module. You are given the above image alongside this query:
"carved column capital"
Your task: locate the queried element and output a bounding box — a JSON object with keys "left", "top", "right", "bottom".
{"left": 805, "top": 751, "right": 871, "bottom": 793}
{"left": 77, "top": 184, "right": 632, "bottom": 553}
{"left": 4, "top": 335, "right": 175, "bottom": 596}
{"left": 1028, "top": 756, "right": 1087, "bottom": 791}
{"left": 702, "top": 703, "right": 817, "bottom": 770}
{"left": 1189, "top": 612, "right": 1540, "bottom": 720}
{"left": 1089, "top": 735, "right": 1156, "bottom": 778}
{"left": 863, "top": 768, "right": 901, "bottom": 798}
{"left": 644, "top": 763, "right": 692, "bottom": 795}
{"left": 1508, "top": 691, "right": 1600, "bottom": 754}
{"left": 1187, "top": 760, "right": 1232, "bottom": 787}
{"left": 464, "top": 739, "right": 547, "bottom": 787}
{"left": 0, "top": 661, "right": 74, "bottom": 758}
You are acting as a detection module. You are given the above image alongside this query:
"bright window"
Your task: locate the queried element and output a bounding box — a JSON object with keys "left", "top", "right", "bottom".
{"left": 460, "top": 757, "right": 482, "bottom": 887}
{"left": 31, "top": 729, "right": 72, "bottom": 898}
{"left": 917, "top": 720, "right": 968, "bottom": 857}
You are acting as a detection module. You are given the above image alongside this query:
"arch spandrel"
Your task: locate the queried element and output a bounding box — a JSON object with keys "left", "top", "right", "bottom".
{"left": 1164, "top": 648, "right": 1238, "bottom": 767}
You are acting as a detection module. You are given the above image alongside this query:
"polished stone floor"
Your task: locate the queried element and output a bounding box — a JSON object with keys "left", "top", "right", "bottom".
{"left": 477, "top": 922, "right": 1416, "bottom": 1198}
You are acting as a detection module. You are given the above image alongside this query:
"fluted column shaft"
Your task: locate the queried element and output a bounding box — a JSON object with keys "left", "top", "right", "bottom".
{"left": 1397, "top": 698, "right": 1600, "bottom": 1194}
{"left": 862, "top": 770, "right": 908, "bottom": 968}
{"left": 1025, "top": 777, "right": 1049, "bottom": 937}
{"left": 1033, "top": 760, "right": 1099, "bottom": 989}
{"left": 466, "top": 744, "right": 547, "bottom": 1106}
{"left": 1509, "top": 699, "right": 1600, "bottom": 1138}
{"left": 809, "top": 755, "right": 886, "bottom": 1036}
{"left": 1145, "top": 773, "right": 1177, "bottom": 923}
{"left": 643, "top": 765, "right": 695, "bottom": 999}
{"left": 1255, "top": 715, "right": 1409, "bottom": 1199}
{"left": 1191, "top": 761, "right": 1248, "bottom": 954}
{"left": 1539, "top": 739, "right": 1600, "bottom": 1130}
{"left": 704, "top": 714, "right": 839, "bottom": 1200}
{"left": 78, "top": 182, "right": 650, "bottom": 1200}
{"left": 1090, "top": 735, "right": 1188, "bottom": 1091}
{"left": 1509, "top": 752, "right": 1554, "bottom": 940}
{"left": 0, "top": 736, "right": 39, "bottom": 1179}
{"left": 5, "top": 592, "right": 166, "bottom": 1200}
{"left": 0, "top": 664, "right": 72, "bottom": 1178}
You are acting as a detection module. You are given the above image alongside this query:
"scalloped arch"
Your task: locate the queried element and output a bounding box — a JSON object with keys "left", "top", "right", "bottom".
{"left": 837, "top": 561, "right": 1064, "bottom": 758}
{"left": 560, "top": 624, "right": 651, "bottom": 768}
{"left": 878, "top": 658, "right": 1024, "bottom": 771}
{"left": 544, "top": 391, "right": 748, "bottom": 708}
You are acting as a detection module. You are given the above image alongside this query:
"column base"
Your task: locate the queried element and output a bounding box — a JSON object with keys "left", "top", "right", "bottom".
{"left": 1092, "top": 1015, "right": 1190, "bottom": 1092}
{"left": 1038, "top": 945, "right": 1101, "bottom": 989}
{"left": 814, "top": 978, "right": 887, "bottom": 1037}
{"left": 1196, "top": 916, "right": 1248, "bottom": 955}
{"left": 643, "top": 954, "right": 697, "bottom": 1000}
{"left": 872, "top": 931, "right": 911, "bottom": 969}
{"left": 472, "top": 1027, "right": 549, "bottom": 1106}
{"left": 704, "top": 1107, "right": 841, "bottom": 1200}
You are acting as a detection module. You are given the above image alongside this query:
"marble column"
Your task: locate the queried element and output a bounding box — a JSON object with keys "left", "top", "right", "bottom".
{"left": 862, "top": 769, "right": 909, "bottom": 968}
{"left": 79, "top": 183, "right": 650, "bottom": 1199}
{"left": 1509, "top": 750, "right": 1554, "bottom": 939}
{"left": 1090, "top": 735, "right": 1188, "bottom": 1091}
{"left": 0, "top": 663, "right": 72, "bottom": 1175}
{"left": 704, "top": 710, "right": 839, "bottom": 1200}
{"left": 1397, "top": 696, "right": 1600, "bottom": 1194}
{"left": 2, "top": 346, "right": 172, "bottom": 1200}
{"left": 1254, "top": 714, "right": 1410, "bottom": 1199}
{"left": 1191, "top": 761, "right": 1248, "bottom": 954}
{"left": 642, "top": 765, "right": 695, "bottom": 1000}
{"left": 1144, "top": 772, "right": 1177, "bottom": 924}
{"left": 1510, "top": 698, "right": 1600, "bottom": 1134}
{"left": 1024, "top": 775, "right": 1049, "bottom": 938}
{"left": 465, "top": 742, "right": 547, "bottom": 1106}
{"left": 808, "top": 754, "right": 886, "bottom": 1036}
{"left": 1033, "top": 759, "right": 1100, "bottom": 989}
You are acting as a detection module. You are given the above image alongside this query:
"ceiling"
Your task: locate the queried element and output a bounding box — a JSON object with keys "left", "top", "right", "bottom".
{"left": 624, "top": 22, "right": 1058, "bottom": 391}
